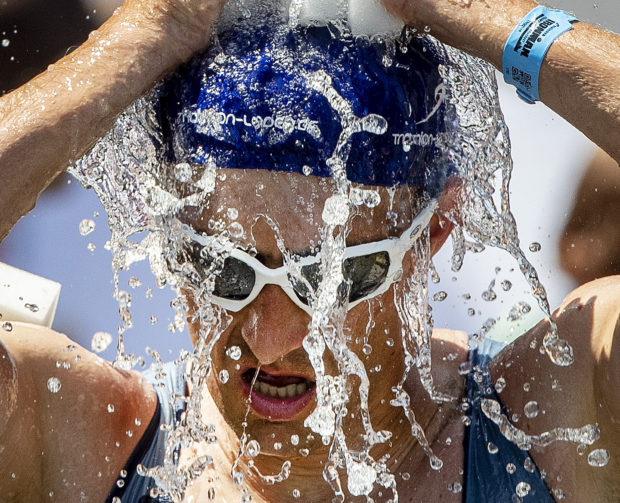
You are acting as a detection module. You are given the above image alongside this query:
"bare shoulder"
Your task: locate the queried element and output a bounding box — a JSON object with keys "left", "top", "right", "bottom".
{"left": 489, "top": 277, "right": 620, "bottom": 501}
{"left": 0, "top": 323, "right": 157, "bottom": 501}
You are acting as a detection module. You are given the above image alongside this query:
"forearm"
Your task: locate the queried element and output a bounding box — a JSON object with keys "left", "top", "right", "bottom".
{"left": 0, "top": 2, "right": 218, "bottom": 241}
{"left": 386, "top": 0, "right": 620, "bottom": 163}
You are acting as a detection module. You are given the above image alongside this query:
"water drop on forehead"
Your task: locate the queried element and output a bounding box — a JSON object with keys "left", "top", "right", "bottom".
{"left": 321, "top": 194, "right": 349, "bottom": 226}
{"left": 227, "top": 207, "right": 238, "bottom": 220}
{"left": 47, "top": 377, "right": 61, "bottom": 393}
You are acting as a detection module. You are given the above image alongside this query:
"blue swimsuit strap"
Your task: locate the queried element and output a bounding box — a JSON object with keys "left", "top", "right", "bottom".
{"left": 463, "top": 338, "right": 555, "bottom": 502}
{"left": 105, "top": 361, "right": 187, "bottom": 503}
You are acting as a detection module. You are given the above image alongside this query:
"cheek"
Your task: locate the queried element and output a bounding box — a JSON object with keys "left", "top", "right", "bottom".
{"left": 345, "top": 296, "right": 405, "bottom": 377}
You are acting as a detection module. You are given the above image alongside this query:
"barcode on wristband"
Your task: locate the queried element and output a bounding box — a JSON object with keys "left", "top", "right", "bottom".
{"left": 511, "top": 67, "right": 532, "bottom": 90}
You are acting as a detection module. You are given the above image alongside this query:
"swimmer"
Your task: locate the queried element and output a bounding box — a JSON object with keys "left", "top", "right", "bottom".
{"left": 0, "top": 1, "right": 619, "bottom": 502}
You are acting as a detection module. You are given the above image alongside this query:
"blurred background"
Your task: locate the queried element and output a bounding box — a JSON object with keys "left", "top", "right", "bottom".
{"left": 1, "top": 0, "right": 619, "bottom": 362}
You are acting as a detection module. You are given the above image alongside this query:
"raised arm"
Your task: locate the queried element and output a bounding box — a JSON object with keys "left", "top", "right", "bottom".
{"left": 0, "top": 0, "right": 225, "bottom": 242}
{"left": 382, "top": 0, "right": 620, "bottom": 164}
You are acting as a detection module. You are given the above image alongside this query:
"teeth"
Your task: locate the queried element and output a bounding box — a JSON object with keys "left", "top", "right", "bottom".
{"left": 251, "top": 379, "right": 311, "bottom": 399}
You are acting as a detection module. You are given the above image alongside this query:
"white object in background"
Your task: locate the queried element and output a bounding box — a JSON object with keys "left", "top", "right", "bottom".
{"left": 347, "top": 0, "right": 403, "bottom": 36}
{"left": 297, "top": 0, "right": 403, "bottom": 36}
{"left": 0, "top": 262, "right": 61, "bottom": 328}
{"left": 298, "top": 0, "right": 345, "bottom": 24}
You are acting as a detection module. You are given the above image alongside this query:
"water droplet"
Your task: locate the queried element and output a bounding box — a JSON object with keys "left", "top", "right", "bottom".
{"left": 79, "top": 219, "right": 96, "bottom": 236}
{"left": 226, "top": 207, "right": 238, "bottom": 220}
{"left": 467, "top": 308, "right": 476, "bottom": 317}
{"left": 401, "top": 472, "right": 410, "bottom": 480}
{"left": 228, "top": 222, "right": 244, "bottom": 238}
{"left": 149, "top": 316, "right": 158, "bottom": 325}
{"left": 553, "top": 488, "right": 566, "bottom": 500}
{"left": 2, "top": 321, "right": 13, "bottom": 332}
{"left": 207, "top": 487, "right": 216, "bottom": 500}
{"left": 495, "top": 377, "right": 506, "bottom": 393}
{"left": 226, "top": 346, "right": 241, "bottom": 360}
{"left": 430, "top": 456, "right": 443, "bottom": 470}
{"left": 302, "top": 165, "right": 313, "bottom": 176}
{"left": 246, "top": 440, "right": 260, "bottom": 457}
{"left": 108, "top": 403, "right": 115, "bottom": 413}
{"left": 529, "top": 242, "right": 541, "bottom": 252}
{"left": 298, "top": 448, "right": 309, "bottom": 457}
{"left": 120, "top": 469, "right": 127, "bottom": 478}
{"left": 273, "top": 442, "right": 282, "bottom": 450}
{"left": 91, "top": 332, "right": 112, "bottom": 353}
{"left": 362, "top": 344, "right": 372, "bottom": 355}
{"left": 448, "top": 482, "right": 462, "bottom": 493}
{"left": 524, "top": 401, "right": 539, "bottom": 418}
{"left": 128, "top": 277, "right": 142, "bottom": 288}
{"left": 218, "top": 369, "right": 229, "bottom": 384}
{"left": 506, "top": 463, "right": 516, "bottom": 474}
{"left": 432, "top": 291, "right": 448, "bottom": 302}
{"left": 232, "top": 471, "right": 244, "bottom": 485}
{"left": 292, "top": 489, "right": 300, "bottom": 498}
{"left": 523, "top": 457, "right": 536, "bottom": 472}
{"left": 487, "top": 442, "right": 498, "bottom": 454}
{"left": 516, "top": 481, "right": 530, "bottom": 497}
{"left": 545, "top": 338, "right": 575, "bottom": 367}
{"left": 587, "top": 449, "right": 610, "bottom": 467}
{"left": 2, "top": 39, "right": 10, "bottom": 47}
{"left": 322, "top": 194, "right": 349, "bottom": 226}
{"left": 290, "top": 435, "right": 299, "bottom": 446}
{"left": 577, "top": 443, "right": 587, "bottom": 455}
{"left": 523, "top": 382, "right": 531, "bottom": 392}
{"left": 116, "top": 479, "right": 124, "bottom": 488}
{"left": 385, "top": 338, "right": 394, "bottom": 347}
{"left": 501, "top": 280, "right": 512, "bottom": 291}
{"left": 24, "top": 303, "right": 39, "bottom": 312}
{"left": 47, "top": 377, "right": 61, "bottom": 393}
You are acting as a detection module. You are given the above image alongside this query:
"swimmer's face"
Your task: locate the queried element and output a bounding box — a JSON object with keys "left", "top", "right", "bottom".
{"left": 181, "top": 169, "right": 450, "bottom": 459}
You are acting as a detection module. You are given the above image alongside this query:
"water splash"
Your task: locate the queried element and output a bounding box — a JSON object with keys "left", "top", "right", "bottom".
{"left": 66, "top": 2, "right": 567, "bottom": 500}
{"left": 481, "top": 398, "right": 599, "bottom": 450}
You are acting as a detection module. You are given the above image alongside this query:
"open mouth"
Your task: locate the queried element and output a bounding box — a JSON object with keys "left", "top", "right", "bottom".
{"left": 240, "top": 368, "right": 316, "bottom": 420}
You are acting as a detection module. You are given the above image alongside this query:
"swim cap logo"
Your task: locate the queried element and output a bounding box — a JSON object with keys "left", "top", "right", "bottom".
{"left": 180, "top": 108, "right": 321, "bottom": 138}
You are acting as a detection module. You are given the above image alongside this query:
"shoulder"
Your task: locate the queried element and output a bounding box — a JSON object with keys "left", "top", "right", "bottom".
{"left": 488, "top": 277, "right": 620, "bottom": 500}
{"left": 0, "top": 323, "right": 157, "bottom": 501}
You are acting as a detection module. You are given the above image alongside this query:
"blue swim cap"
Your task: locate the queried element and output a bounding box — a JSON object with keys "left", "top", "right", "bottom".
{"left": 158, "top": 23, "right": 456, "bottom": 195}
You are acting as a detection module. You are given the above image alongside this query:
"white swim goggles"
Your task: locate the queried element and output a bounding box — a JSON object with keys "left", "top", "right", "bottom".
{"left": 179, "top": 201, "right": 436, "bottom": 315}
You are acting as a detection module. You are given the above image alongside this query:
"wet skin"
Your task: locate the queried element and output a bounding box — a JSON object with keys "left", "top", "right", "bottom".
{"left": 1, "top": 171, "right": 618, "bottom": 502}
{"left": 180, "top": 169, "right": 470, "bottom": 501}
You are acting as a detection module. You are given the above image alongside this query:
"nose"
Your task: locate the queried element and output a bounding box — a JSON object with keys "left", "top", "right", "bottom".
{"left": 240, "top": 284, "right": 311, "bottom": 365}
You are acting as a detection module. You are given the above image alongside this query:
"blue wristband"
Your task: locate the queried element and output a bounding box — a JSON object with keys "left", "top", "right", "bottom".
{"left": 503, "top": 6, "right": 577, "bottom": 104}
